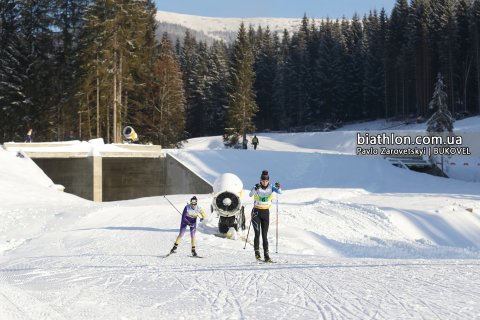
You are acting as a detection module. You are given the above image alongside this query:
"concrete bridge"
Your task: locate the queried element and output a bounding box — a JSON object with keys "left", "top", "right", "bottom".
{"left": 4, "top": 142, "right": 212, "bottom": 202}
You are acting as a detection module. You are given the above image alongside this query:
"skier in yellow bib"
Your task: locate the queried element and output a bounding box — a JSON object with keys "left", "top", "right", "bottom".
{"left": 249, "top": 170, "right": 282, "bottom": 262}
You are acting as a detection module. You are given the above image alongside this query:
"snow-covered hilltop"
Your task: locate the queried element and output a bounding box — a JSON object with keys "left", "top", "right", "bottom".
{"left": 155, "top": 10, "right": 303, "bottom": 44}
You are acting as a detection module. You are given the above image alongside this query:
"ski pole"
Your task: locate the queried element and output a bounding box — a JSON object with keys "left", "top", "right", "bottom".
{"left": 164, "top": 196, "right": 182, "bottom": 215}
{"left": 276, "top": 193, "right": 279, "bottom": 253}
{"left": 244, "top": 210, "right": 253, "bottom": 250}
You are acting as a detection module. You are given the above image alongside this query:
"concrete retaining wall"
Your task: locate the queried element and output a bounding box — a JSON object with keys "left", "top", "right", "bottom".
{"left": 165, "top": 154, "right": 213, "bottom": 196}
{"left": 31, "top": 153, "right": 212, "bottom": 202}
{"left": 34, "top": 157, "right": 95, "bottom": 200}
{"left": 102, "top": 157, "right": 166, "bottom": 201}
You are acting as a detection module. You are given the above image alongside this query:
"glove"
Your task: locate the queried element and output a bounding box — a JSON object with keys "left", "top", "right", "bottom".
{"left": 188, "top": 223, "right": 193, "bottom": 227}
{"left": 200, "top": 218, "right": 204, "bottom": 222}
{"left": 254, "top": 183, "right": 260, "bottom": 191}
{"left": 275, "top": 182, "right": 280, "bottom": 189}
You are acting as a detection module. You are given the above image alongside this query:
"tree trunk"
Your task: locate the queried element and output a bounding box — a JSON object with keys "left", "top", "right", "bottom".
{"left": 477, "top": 33, "right": 480, "bottom": 113}
{"left": 97, "top": 55, "right": 100, "bottom": 138}
{"left": 79, "top": 111, "right": 82, "bottom": 140}
{"left": 58, "top": 107, "right": 60, "bottom": 141}
{"left": 118, "top": 52, "right": 123, "bottom": 143}
{"left": 384, "top": 61, "right": 388, "bottom": 121}
{"left": 113, "top": 33, "right": 117, "bottom": 144}
{"left": 124, "top": 92, "right": 128, "bottom": 129}
{"left": 395, "top": 69, "right": 398, "bottom": 119}
{"left": 88, "top": 101, "right": 92, "bottom": 139}
{"left": 107, "top": 105, "right": 110, "bottom": 144}
{"left": 402, "top": 65, "right": 405, "bottom": 120}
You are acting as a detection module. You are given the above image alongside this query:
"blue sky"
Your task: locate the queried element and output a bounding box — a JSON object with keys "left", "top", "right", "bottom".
{"left": 155, "top": 0, "right": 396, "bottom": 19}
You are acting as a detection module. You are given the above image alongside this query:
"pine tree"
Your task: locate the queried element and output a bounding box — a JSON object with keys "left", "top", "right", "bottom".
{"left": 207, "top": 40, "right": 229, "bottom": 135}
{"left": 378, "top": 8, "right": 389, "bottom": 121}
{"left": 409, "top": 0, "right": 433, "bottom": 118}
{"left": 363, "top": 10, "right": 385, "bottom": 118}
{"left": 427, "top": 73, "right": 455, "bottom": 132}
{"left": 181, "top": 30, "right": 198, "bottom": 137}
{"left": 16, "top": 0, "right": 55, "bottom": 140}
{"left": 285, "top": 24, "right": 311, "bottom": 127}
{"left": 224, "top": 22, "right": 257, "bottom": 148}
{"left": 77, "top": 0, "right": 154, "bottom": 144}
{"left": 141, "top": 34, "right": 186, "bottom": 147}
{"left": 315, "top": 21, "right": 344, "bottom": 121}
{"left": 255, "top": 26, "right": 278, "bottom": 130}
{"left": 77, "top": 0, "right": 114, "bottom": 140}
{"left": 344, "top": 13, "right": 365, "bottom": 120}
{"left": 456, "top": 0, "right": 474, "bottom": 113}
{"left": 433, "top": 0, "right": 459, "bottom": 115}
{"left": 0, "top": 0, "right": 27, "bottom": 142}
{"left": 472, "top": 0, "right": 480, "bottom": 112}
{"left": 272, "top": 30, "right": 290, "bottom": 130}
{"left": 427, "top": 73, "right": 455, "bottom": 174}
{"left": 189, "top": 41, "right": 210, "bottom": 137}
{"left": 388, "top": 0, "right": 410, "bottom": 119}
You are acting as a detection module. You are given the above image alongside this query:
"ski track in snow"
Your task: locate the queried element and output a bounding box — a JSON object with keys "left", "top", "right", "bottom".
{"left": 0, "top": 200, "right": 480, "bottom": 319}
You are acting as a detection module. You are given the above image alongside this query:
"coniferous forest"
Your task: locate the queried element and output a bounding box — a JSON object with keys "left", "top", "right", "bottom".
{"left": 1, "top": 0, "right": 480, "bottom": 147}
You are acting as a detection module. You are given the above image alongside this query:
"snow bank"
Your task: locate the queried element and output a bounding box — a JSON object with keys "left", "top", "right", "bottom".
{"left": 171, "top": 149, "right": 480, "bottom": 195}
{"left": 0, "top": 146, "right": 89, "bottom": 255}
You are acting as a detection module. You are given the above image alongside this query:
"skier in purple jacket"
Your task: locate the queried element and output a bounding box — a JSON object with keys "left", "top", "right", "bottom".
{"left": 169, "top": 196, "right": 206, "bottom": 257}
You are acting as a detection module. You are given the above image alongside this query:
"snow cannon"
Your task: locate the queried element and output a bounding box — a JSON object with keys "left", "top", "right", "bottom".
{"left": 212, "top": 173, "right": 246, "bottom": 234}
{"left": 123, "top": 126, "right": 138, "bottom": 143}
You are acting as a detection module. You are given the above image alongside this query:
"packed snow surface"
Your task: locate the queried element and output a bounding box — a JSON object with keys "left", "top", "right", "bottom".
{"left": 1, "top": 118, "right": 480, "bottom": 318}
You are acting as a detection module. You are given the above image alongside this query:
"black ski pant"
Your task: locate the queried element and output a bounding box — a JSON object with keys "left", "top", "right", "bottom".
{"left": 252, "top": 208, "right": 269, "bottom": 252}
{"left": 253, "top": 143, "right": 258, "bottom": 150}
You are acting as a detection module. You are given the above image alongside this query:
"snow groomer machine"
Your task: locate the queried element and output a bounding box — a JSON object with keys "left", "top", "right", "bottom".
{"left": 211, "top": 173, "right": 246, "bottom": 234}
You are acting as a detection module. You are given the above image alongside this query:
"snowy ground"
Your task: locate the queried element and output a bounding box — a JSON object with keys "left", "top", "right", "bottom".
{"left": 1, "top": 118, "right": 480, "bottom": 319}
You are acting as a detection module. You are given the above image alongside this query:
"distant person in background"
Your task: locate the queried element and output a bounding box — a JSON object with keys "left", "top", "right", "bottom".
{"left": 69, "top": 131, "right": 75, "bottom": 140}
{"left": 252, "top": 135, "right": 259, "bottom": 150}
{"left": 243, "top": 139, "right": 248, "bottom": 149}
{"left": 31, "top": 130, "right": 36, "bottom": 142}
{"left": 25, "top": 129, "right": 33, "bottom": 143}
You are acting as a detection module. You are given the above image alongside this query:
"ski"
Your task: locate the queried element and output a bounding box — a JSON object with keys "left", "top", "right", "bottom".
{"left": 164, "top": 253, "right": 204, "bottom": 258}
{"left": 240, "top": 236, "right": 256, "bottom": 247}
{"left": 253, "top": 260, "right": 277, "bottom": 264}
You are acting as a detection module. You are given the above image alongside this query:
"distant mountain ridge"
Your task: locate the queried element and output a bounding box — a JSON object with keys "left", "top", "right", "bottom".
{"left": 155, "top": 10, "right": 304, "bottom": 45}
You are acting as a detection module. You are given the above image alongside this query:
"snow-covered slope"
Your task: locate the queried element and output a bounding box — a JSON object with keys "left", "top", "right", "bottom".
{"left": 156, "top": 10, "right": 303, "bottom": 43}
{"left": 1, "top": 117, "right": 480, "bottom": 318}
{"left": 156, "top": 10, "right": 302, "bottom": 33}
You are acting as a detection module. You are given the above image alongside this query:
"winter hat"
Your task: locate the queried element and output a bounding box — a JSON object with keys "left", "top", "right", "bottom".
{"left": 190, "top": 196, "right": 198, "bottom": 205}
{"left": 260, "top": 170, "right": 269, "bottom": 181}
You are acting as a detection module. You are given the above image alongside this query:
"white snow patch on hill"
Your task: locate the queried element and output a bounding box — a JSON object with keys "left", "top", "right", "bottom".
{"left": 156, "top": 10, "right": 302, "bottom": 41}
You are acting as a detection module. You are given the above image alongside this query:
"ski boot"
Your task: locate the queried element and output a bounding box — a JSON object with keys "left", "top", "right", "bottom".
{"left": 170, "top": 244, "right": 178, "bottom": 254}
{"left": 192, "top": 247, "right": 198, "bottom": 257}
{"left": 264, "top": 250, "right": 272, "bottom": 263}
{"left": 255, "top": 249, "right": 262, "bottom": 261}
